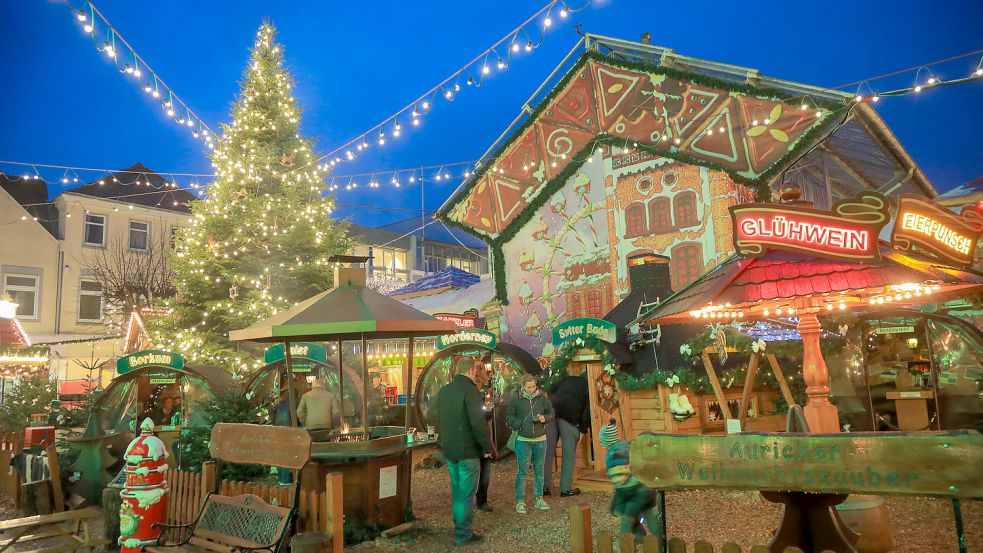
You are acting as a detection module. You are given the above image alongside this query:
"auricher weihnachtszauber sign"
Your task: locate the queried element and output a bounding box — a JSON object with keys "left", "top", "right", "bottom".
{"left": 630, "top": 430, "right": 982, "bottom": 498}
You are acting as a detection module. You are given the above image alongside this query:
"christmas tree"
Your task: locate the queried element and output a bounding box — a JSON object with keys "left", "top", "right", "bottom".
{"left": 151, "top": 22, "right": 350, "bottom": 374}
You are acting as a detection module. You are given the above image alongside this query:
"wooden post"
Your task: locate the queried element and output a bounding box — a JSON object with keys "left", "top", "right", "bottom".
{"left": 596, "top": 534, "right": 614, "bottom": 553}
{"left": 361, "top": 334, "right": 369, "bottom": 438}
{"left": 701, "top": 350, "right": 733, "bottom": 419}
{"left": 569, "top": 503, "right": 593, "bottom": 553}
{"left": 798, "top": 313, "right": 839, "bottom": 433}
{"left": 404, "top": 338, "right": 414, "bottom": 428}
{"left": 765, "top": 354, "right": 796, "bottom": 408}
{"left": 45, "top": 444, "right": 64, "bottom": 512}
{"left": 620, "top": 533, "right": 637, "bottom": 553}
{"left": 324, "top": 472, "right": 344, "bottom": 553}
{"left": 337, "top": 339, "right": 344, "bottom": 420}
{"left": 201, "top": 461, "right": 217, "bottom": 495}
{"left": 642, "top": 535, "right": 663, "bottom": 553}
{"left": 284, "top": 340, "right": 300, "bottom": 428}
{"left": 738, "top": 354, "right": 760, "bottom": 429}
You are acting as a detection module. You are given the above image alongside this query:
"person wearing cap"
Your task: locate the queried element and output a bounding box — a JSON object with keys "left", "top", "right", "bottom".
{"left": 297, "top": 379, "right": 341, "bottom": 431}
{"left": 599, "top": 418, "right": 664, "bottom": 540}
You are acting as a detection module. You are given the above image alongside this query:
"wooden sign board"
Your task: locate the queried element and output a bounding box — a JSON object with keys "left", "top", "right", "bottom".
{"left": 209, "top": 423, "right": 311, "bottom": 470}
{"left": 631, "top": 430, "right": 983, "bottom": 498}
{"left": 892, "top": 194, "right": 982, "bottom": 268}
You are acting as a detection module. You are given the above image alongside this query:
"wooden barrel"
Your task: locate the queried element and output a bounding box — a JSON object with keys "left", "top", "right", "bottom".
{"left": 834, "top": 494, "right": 893, "bottom": 553}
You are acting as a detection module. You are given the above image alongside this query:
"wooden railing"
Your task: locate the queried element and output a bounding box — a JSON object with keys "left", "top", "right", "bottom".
{"left": 569, "top": 504, "right": 840, "bottom": 553}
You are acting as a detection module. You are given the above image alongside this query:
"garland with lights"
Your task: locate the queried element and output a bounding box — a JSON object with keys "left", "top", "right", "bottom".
{"left": 538, "top": 335, "right": 617, "bottom": 391}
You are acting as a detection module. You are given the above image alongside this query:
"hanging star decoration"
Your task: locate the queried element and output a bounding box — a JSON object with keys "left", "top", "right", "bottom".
{"left": 281, "top": 151, "right": 298, "bottom": 166}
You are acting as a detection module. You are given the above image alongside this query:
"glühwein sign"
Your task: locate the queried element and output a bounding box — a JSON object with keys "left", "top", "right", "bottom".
{"left": 729, "top": 192, "right": 890, "bottom": 262}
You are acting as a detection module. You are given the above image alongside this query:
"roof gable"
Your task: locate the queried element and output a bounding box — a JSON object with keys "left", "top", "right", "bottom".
{"left": 0, "top": 174, "right": 59, "bottom": 237}
{"left": 439, "top": 51, "right": 842, "bottom": 243}
{"left": 61, "top": 162, "right": 196, "bottom": 213}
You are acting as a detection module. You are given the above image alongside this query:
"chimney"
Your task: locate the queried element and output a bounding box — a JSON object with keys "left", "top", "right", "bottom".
{"left": 640, "top": 32, "right": 652, "bottom": 45}
{"left": 626, "top": 253, "right": 672, "bottom": 298}
{"left": 329, "top": 255, "right": 369, "bottom": 287}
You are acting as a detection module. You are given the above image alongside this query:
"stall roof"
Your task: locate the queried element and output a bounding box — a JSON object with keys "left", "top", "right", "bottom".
{"left": 390, "top": 266, "right": 481, "bottom": 299}
{"left": 632, "top": 244, "right": 983, "bottom": 326}
{"left": 229, "top": 280, "right": 458, "bottom": 342}
{"left": 397, "top": 278, "right": 494, "bottom": 315}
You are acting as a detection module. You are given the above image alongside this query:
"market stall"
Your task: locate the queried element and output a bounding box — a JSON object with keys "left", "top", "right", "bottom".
{"left": 414, "top": 329, "right": 540, "bottom": 452}
{"left": 68, "top": 349, "right": 231, "bottom": 504}
{"left": 229, "top": 257, "right": 457, "bottom": 529}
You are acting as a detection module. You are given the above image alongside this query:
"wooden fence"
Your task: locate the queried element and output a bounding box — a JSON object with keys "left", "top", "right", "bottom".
{"left": 569, "top": 504, "right": 842, "bottom": 553}
{"left": 164, "top": 464, "right": 343, "bottom": 550}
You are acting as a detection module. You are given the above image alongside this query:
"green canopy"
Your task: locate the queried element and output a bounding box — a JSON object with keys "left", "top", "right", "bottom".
{"left": 229, "top": 280, "right": 457, "bottom": 343}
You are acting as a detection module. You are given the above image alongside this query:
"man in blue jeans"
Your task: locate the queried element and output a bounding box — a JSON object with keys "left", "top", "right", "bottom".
{"left": 545, "top": 372, "right": 590, "bottom": 496}
{"left": 436, "top": 358, "right": 493, "bottom": 546}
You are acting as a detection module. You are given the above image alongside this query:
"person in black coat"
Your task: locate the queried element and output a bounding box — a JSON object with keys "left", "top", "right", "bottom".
{"left": 545, "top": 372, "right": 590, "bottom": 496}
{"left": 436, "top": 358, "right": 493, "bottom": 545}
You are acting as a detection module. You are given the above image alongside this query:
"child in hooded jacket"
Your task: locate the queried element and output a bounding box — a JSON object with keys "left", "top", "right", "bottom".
{"left": 598, "top": 418, "right": 665, "bottom": 541}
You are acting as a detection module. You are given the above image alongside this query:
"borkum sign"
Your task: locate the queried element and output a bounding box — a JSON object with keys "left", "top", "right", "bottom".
{"left": 116, "top": 350, "right": 184, "bottom": 374}
{"left": 729, "top": 192, "right": 890, "bottom": 262}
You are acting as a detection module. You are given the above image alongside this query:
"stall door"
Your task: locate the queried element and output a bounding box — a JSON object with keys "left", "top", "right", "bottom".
{"left": 582, "top": 360, "right": 627, "bottom": 474}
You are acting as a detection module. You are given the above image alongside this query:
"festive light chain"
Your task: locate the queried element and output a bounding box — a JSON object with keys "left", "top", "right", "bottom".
{"left": 296, "top": 0, "right": 593, "bottom": 173}
{"left": 73, "top": 2, "right": 218, "bottom": 147}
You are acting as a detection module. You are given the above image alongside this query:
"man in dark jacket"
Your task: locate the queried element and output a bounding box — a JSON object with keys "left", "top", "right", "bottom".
{"left": 436, "top": 358, "right": 494, "bottom": 546}
{"left": 545, "top": 372, "right": 590, "bottom": 496}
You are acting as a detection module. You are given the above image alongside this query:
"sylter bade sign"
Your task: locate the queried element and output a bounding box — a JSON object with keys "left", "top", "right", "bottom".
{"left": 116, "top": 350, "right": 184, "bottom": 374}
{"left": 630, "top": 430, "right": 983, "bottom": 498}
{"left": 891, "top": 194, "right": 982, "bottom": 268}
{"left": 436, "top": 329, "right": 497, "bottom": 350}
{"left": 729, "top": 192, "right": 890, "bottom": 262}
{"left": 552, "top": 317, "right": 617, "bottom": 345}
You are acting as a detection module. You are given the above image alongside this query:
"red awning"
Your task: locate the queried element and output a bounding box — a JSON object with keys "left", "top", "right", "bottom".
{"left": 59, "top": 380, "right": 96, "bottom": 396}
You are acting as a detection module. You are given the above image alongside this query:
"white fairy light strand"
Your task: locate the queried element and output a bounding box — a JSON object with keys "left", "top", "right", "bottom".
{"left": 296, "top": 0, "right": 592, "bottom": 173}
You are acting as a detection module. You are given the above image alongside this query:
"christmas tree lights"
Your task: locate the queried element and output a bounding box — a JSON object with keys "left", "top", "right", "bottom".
{"left": 147, "top": 23, "right": 350, "bottom": 375}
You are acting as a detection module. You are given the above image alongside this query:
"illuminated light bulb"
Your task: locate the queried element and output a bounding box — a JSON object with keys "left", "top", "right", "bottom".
{"left": 128, "top": 205, "right": 133, "bottom": 209}
{"left": 855, "top": 95, "right": 863, "bottom": 102}
{"left": 409, "top": 176, "right": 416, "bottom": 183}
{"left": 62, "top": 177, "right": 69, "bottom": 184}
{"left": 707, "top": 129, "right": 713, "bottom": 135}
{"left": 77, "top": 9, "right": 87, "bottom": 21}
{"left": 927, "top": 77, "right": 936, "bottom": 84}
{"left": 412, "top": 109, "right": 419, "bottom": 117}
{"left": 512, "top": 43, "right": 520, "bottom": 53}
{"left": 587, "top": 156, "right": 593, "bottom": 163}
{"left": 346, "top": 150, "right": 354, "bottom": 159}
{"left": 467, "top": 75, "right": 475, "bottom": 86}
{"left": 124, "top": 63, "right": 134, "bottom": 74}
{"left": 976, "top": 68, "right": 983, "bottom": 76}
{"left": 551, "top": 161, "right": 557, "bottom": 167}
{"left": 544, "top": 16, "right": 552, "bottom": 27}
{"left": 752, "top": 119, "right": 759, "bottom": 125}
{"left": 444, "top": 89, "right": 453, "bottom": 99}
{"left": 871, "top": 96, "right": 880, "bottom": 102}
{"left": 815, "top": 111, "right": 822, "bottom": 118}
{"left": 19, "top": 215, "right": 26, "bottom": 221}
{"left": 482, "top": 65, "right": 490, "bottom": 75}
{"left": 826, "top": 303, "right": 833, "bottom": 310}
{"left": 422, "top": 101, "right": 430, "bottom": 110}
{"left": 719, "top": 126, "right": 725, "bottom": 133}
{"left": 464, "top": 171, "right": 471, "bottom": 177}
{"left": 560, "top": 6, "right": 569, "bottom": 17}
{"left": 525, "top": 40, "right": 533, "bottom": 52}
{"left": 105, "top": 44, "right": 116, "bottom": 58}
{"left": 914, "top": 85, "right": 922, "bottom": 92}
{"left": 144, "top": 83, "right": 152, "bottom": 94}
{"left": 775, "top": 308, "right": 782, "bottom": 315}
{"left": 134, "top": 68, "right": 141, "bottom": 77}
{"left": 662, "top": 135, "right": 669, "bottom": 142}
{"left": 84, "top": 23, "right": 93, "bottom": 33}
{"left": 497, "top": 58, "right": 506, "bottom": 70}
{"left": 187, "top": 119, "right": 195, "bottom": 127}
{"left": 800, "top": 103, "right": 808, "bottom": 111}
{"left": 167, "top": 107, "right": 175, "bottom": 116}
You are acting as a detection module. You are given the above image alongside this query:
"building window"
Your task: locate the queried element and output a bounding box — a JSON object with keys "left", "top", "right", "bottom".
{"left": 83, "top": 214, "right": 106, "bottom": 247}
{"left": 129, "top": 221, "right": 150, "bottom": 252}
{"left": 673, "top": 191, "right": 698, "bottom": 228}
{"left": 585, "top": 290, "right": 603, "bottom": 318}
{"left": 169, "top": 226, "right": 179, "bottom": 249}
{"left": 3, "top": 274, "right": 39, "bottom": 320}
{"left": 648, "top": 197, "right": 672, "bottom": 232}
{"left": 625, "top": 202, "right": 647, "bottom": 237}
{"left": 671, "top": 242, "right": 703, "bottom": 290}
{"left": 77, "top": 279, "right": 104, "bottom": 323}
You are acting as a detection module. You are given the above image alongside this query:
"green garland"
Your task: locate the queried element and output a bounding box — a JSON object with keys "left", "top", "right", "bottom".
{"left": 537, "top": 335, "right": 616, "bottom": 391}
{"left": 438, "top": 50, "right": 849, "bottom": 304}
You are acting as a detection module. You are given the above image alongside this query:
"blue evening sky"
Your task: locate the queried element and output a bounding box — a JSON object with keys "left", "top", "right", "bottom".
{"left": 2, "top": 0, "right": 981, "bottom": 226}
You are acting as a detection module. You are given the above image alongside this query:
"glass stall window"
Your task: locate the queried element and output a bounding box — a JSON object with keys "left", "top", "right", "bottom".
{"left": 929, "top": 319, "right": 983, "bottom": 431}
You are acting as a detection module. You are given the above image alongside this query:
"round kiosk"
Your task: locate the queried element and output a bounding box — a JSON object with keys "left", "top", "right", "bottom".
{"left": 244, "top": 342, "right": 364, "bottom": 428}
{"left": 414, "top": 329, "right": 541, "bottom": 452}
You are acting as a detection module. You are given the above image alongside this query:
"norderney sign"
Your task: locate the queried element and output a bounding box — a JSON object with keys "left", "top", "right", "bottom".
{"left": 436, "top": 329, "right": 497, "bottom": 350}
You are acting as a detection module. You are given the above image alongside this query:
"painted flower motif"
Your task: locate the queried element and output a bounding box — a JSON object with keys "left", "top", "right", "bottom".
{"left": 665, "top": 374, "right": 681, "bottom": 388}
{"left": 603, "top": 364, "right": 616, "bottom": 375}
{"left": 751, "top": 339, "right": 767, "bottom": 353}
{"left": 838, "top": 324, "right": 850, "bottom": 335}
{"left": 679, "top": 344, "right": 692, "bottom": 356}
{"left": 746, "top": 105, "right": 789, "bottom": 143}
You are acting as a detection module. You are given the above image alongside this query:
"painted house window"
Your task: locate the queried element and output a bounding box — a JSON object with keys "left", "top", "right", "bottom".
{"left": 77, "top": 279, "right": 104, "bottom": 322}
{"left": 129, "top": 221, "right": 150, "bottom": 252}
{"left": 671, "top": 242, "right": 703, "bottom": 290}
{"left": 625, "top": 202, "right": 647, "bottom": 237}
{"left": 83, "top": 214, "right": 106, "bottom": 247}
{"left": 569, "top": 293, "right": 581, "bottom": 318}
{"left": 648, "top": 197, "right": 672, "bottom": 232}
{"left": 585, "top": 290, "right": 603, "bottom": 318}
{"left": 673, "top": 192, "right": 698, "bottom": 228}
{"left": 3, "top": 273, "right": 39, "bottom": 319}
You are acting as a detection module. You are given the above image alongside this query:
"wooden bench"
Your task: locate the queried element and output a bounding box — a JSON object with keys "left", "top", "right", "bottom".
{"left": 145, "top": 423, "right": 312, "bottom": 553}
{"left": 0, "top": 507, "right": 108, "bottom": 553}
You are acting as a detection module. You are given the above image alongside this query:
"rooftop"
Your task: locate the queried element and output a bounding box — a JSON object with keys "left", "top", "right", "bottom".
{"left": 0, "top": 174, "right": 59, "bottom": 236}
{"left": 59, "top": 162, "right": 197, "bottom": 213}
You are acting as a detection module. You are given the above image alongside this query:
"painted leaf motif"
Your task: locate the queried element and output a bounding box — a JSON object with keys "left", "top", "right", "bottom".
{"left": 770, "top": 129, "right": 789, "bottom": 142}
{"left": 769, "top": 104, "right": 783, "bottom": 123}
{"left": 480, "top": 217, "right": 492, "bottom": 228}
{"left": 607, "top": 83, "right": 624, "bottom": 94}
{"left": 746, "top": 126, "right": 768, "bottom": 137}
{"left": 476, "top": 180, "right": 486, "bottom": 193}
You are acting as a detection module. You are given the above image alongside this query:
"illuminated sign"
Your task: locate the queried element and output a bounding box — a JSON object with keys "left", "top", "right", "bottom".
{"left": 434, "top": 308, "right": 485, "bottom": 329}
{"left": 552, "top": 317, "right": 617, "bottom": 345}
{"left": 891, "top": 194, "right": 981, "bottom": 268}
{"left": 263, "top": 342, "right": 328, "bottom": 368}
{"left": 117, "top": 350, "right": 184, "bottom": 374}
{"left": 436, "top": 329, "right": 497, "bottom": 350}
{"left": 730, "top": 192, "right": 890, "bottom": 262}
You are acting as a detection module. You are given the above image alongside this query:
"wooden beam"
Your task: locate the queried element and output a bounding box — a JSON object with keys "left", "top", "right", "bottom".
{"left": 568, "top": 503, "right": 593, "bottom": 553}
{"left": 324, "top": 473, "right": 344, "bottom": 553}
{"left": 701, "top": 349, "right": 733, "bottom": 420}
{"left": 822, "top": 146, "right": 880, "bottom": 193}
{"left": 44, "top": 446, "right": 63, "bottom": 513}
{"left": 766, "top": 354, "right": 796, "bottom": 409}
{"left": 738, "top": 354, "right": 760, "bottom": 429}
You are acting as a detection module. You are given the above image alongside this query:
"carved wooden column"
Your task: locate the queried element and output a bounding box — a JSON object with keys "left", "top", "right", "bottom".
{"left": 798, "top": 312, "right": 840, "bottom": 433}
